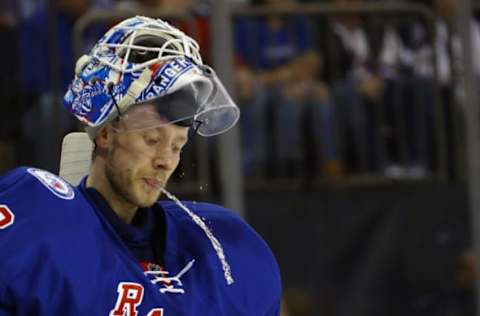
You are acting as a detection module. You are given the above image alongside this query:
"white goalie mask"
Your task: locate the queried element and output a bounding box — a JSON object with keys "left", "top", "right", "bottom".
{"left": 63, "top": 16, "right": 240, "bottom": 138}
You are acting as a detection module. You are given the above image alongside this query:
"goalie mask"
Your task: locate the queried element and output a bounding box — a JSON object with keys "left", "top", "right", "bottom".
{"left": 64, "top": 16, "right": 240, "bottom": 139}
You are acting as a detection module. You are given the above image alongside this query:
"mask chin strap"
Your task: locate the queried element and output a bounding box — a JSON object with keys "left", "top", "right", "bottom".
{"left": 87, "top": 77, "right": 123, "bottom": 121}
{"left": 193, "top": 119, "right": 204, "bottom": 135}
{"left": 106, "top": 82, "right": 123, "bottom": 119}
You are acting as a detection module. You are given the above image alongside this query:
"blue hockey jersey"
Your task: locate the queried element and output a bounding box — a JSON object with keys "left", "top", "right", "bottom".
{"left": 0, "top": 167, "right": 281, "bottom": 315}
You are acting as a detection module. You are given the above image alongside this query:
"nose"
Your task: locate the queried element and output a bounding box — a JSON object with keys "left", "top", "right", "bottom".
{"left": 152, "top": 150, "right": 177, "bottom": 171}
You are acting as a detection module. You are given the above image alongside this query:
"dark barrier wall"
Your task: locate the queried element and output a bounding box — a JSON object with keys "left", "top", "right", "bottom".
{"left": 247, "top": 183, "right": 474, "bottom": 316}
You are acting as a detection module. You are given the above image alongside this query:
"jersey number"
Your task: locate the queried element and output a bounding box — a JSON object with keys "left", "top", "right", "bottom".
{"left": 0, "top": 205, "right": 14, "bottom": 229}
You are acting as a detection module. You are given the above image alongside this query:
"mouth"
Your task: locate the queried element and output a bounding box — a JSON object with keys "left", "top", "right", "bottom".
{"left": 142, "top": 177, "right": 164, "bottom": 190}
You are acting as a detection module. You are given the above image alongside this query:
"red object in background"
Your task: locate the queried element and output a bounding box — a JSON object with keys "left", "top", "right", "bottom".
{"left": 176, "top": 17, "right": 211, "bottom": 63}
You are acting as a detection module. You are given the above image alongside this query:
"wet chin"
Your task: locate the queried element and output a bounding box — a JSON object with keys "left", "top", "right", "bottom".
{"left": 133, "top": 184, "right": 161, "bottom": 207}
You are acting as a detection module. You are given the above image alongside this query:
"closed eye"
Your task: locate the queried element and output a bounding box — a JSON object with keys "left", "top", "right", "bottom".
{"left": 144, "top": 137, "right": 160, "bottom": 146}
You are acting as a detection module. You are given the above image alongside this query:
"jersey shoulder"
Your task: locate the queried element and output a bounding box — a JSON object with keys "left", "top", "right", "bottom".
{"left": 160, "top": 200, "right": 281, "bottom": 279}
{"left": 0, "top": 166, "right": 31, "bottom": 191}
{"left": 160, "top": 200, "right": 261, "bottom": 244}
{"left": 0, "top": 168, "right": 97, "bottom": 296}
{"left": 0, "top": 166, "right": 90, "bottom": 232}
{"left": 0, "top": 166, "right": 76, "bottom": 200}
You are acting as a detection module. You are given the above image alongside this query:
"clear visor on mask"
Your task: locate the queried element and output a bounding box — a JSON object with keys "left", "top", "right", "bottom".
{"left": 114, "top": 68, "right": 240, "bottom": 136}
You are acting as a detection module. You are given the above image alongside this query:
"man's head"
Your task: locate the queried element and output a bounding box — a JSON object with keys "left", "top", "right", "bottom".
{"left": 63, "top": 16, "right": 240, "bottom": 209}
{"left": 94, "top": 103, "right": 189, "bottom": 208}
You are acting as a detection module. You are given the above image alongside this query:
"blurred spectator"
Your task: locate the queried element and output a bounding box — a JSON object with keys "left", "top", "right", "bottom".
{"left": 352, "top": 7, "right": 436, "bottom": 179}
{"left": 399, "top": 0, "right": 480, "bottom": 178}
{"left": 235, "top": 0, "right": 341, "bottom": 179}
{"left": 318, "top": 0, "right": 388, "bottom": 174}
{"left": 377, "top": 12, "right": 434, "bottom": 179}
{"left": 316, "top": 0, "right": 434, "bottom": 177}
{"left": 115, "top": 0, "right": 212, "bottom": 62}
{"left": 432, "top": 0, "right": 480, "bottom": 178}
{"left": 19, "top": 0, "right": 107, "bottom": 94}
{"left": 18, "top": 0, "right": 111, "bottom": 172}
{"left": 159, "top": 0, "right": 212, "bottom": 63}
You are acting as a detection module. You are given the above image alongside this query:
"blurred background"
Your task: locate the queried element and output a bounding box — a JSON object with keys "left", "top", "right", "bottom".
{"left": 2, "top": 0, "right": 480, "bottom": 314}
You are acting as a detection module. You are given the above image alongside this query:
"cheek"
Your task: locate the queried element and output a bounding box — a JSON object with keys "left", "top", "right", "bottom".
{"left": 108, "top": 146, "right": 143, "bottom": 178}
{"left": 113, "top": 136, "right": 148, "bottom": 164}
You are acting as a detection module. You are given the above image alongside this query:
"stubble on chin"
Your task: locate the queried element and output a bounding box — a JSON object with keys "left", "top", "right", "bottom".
{"left": 103, "top": 146, "right": 140, "bottom": 207}
{"left": 105, "top": 161, "right": 162, "bottom": 208}
{"left": 142, "top": 189, "right": 163, "bottom": 207}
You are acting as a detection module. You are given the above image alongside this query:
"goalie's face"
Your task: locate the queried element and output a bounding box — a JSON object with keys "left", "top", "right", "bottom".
{"left": 101, "top": 104, "right": 189, "bottom": 208}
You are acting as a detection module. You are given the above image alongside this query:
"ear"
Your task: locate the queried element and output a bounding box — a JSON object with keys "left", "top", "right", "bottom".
{"left": 94, "top": 125, "right": 114, "bottom": 152}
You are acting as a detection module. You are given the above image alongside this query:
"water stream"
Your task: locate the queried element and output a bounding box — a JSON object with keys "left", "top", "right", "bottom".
{"left": 161, "top": 188, "right": 235, "bottom": 285}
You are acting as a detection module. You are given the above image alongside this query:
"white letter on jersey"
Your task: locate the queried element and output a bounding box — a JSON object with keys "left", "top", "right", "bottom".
{"left": 110, "top": 282, "right": 144, "bottom": 316}
{"left": 0, "top": 205, "right": 14, "bottom": 229}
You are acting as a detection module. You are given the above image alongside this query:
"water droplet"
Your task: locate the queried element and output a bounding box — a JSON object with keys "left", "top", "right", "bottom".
{"left": 160, "top": 188, "right": 235, "bottom": 285}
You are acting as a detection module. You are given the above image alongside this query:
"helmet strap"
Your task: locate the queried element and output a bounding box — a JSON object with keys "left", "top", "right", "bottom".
{"left": 107, "top": 82, "right": 123, "bottom": 119}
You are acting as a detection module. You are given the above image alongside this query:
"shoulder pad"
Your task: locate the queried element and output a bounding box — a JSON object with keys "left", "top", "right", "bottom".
{"left": 0, "top": 167, "right": 75, "bottom": 200}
